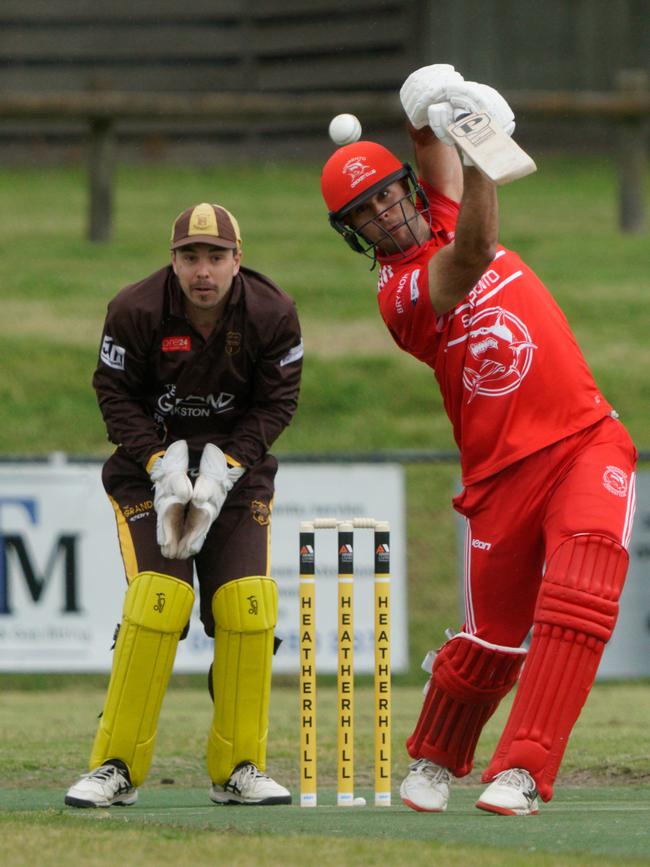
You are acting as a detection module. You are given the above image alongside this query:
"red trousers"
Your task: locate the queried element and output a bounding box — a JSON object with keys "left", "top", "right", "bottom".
{"left": 454, "top": 416, "right": 637, "bottom": 646}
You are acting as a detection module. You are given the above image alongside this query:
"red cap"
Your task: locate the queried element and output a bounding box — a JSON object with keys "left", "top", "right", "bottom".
{"left": 321, "top": 141, "right": 405, "bottom": 215}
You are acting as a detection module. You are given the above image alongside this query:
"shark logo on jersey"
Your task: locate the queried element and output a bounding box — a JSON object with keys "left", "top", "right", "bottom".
{"left": 463, "top": 307, "right": 537, "bottom": 403}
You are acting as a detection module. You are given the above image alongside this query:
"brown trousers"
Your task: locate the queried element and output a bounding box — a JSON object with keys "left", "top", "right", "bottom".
{"left": 102, "top": 447, "right": 277, "bottom": 637}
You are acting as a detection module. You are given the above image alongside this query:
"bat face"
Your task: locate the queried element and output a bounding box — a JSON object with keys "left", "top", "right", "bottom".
{"left": 447, "top": 112, "right": 537, "bottom": 185}
{"left": 450, "top": 112, "right": 495, "bottom": 144}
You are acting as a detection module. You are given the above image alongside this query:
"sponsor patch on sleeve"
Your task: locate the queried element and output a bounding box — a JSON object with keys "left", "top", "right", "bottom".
{"left": 280, "top": 339, "right": 304, "bottom": 367}
{"left": 410, "top": 268, "right": 420, "bottom": 305}
{"left": 100, "top": 334, "right": 126, "bottom": 370}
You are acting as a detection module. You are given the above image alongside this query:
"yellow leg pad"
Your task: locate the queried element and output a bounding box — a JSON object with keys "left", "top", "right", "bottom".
{"left": 207, "top": 576, "right": 278, "bottom": 785}
{"left": 90, "top": 571, "right": 195, "bottom": 787}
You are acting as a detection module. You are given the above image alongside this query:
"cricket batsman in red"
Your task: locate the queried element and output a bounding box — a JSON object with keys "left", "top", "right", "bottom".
{"left": 320, "top": 64, "right": 637, "bottom": 815}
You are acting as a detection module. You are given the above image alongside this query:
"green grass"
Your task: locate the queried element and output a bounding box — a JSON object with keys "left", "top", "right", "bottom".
{"left": 2, "top": 789, "right": 650, "bottom": 866}
{"left": 1, "top": 682, "right": 649, "bottom": 865}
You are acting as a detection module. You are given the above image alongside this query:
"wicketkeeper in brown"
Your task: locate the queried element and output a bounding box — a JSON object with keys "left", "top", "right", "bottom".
{"left": 65, "top": 202, "right": 303, "bottom": 808}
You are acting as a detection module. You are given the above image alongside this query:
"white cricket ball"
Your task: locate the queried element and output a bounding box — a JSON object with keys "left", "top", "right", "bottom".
{"left": 353, "top": 796, "right": 367, "bottom": 807}
{"left": 328, "top": 113, "right": 362, "bottom": 146}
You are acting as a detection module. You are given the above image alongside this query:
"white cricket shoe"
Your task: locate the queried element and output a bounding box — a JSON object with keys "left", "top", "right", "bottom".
{"left": 476, "top": 768, "right": 539, "bottom": 816}
{"left": 65, "top": 761, "right": 138, "bottom": 808}
{"left": 209, "top": 761, "right": 292, "bottom": 806}
{"left": 399, "top": 758, "right": 452, "bottom": 812}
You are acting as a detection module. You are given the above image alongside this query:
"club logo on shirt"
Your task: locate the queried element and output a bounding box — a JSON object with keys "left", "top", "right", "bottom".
{"left": 251, "top": 499, "right": 270, "bottom": 526}
{"left": 225, "top": 331, "right": 241, "bottom": 355}
{"left": 162, "top": 336, "right": 191, "bottom": 352}
{"left": 463, "top": 307, "right": 537, "bottom": 403}
{"left": 602, "top": 466, "right": 629, "bottom": 498}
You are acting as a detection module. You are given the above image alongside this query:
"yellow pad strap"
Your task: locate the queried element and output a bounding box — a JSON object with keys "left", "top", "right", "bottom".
{"left": 90, "top": 571, "right": 194, "bottom": 786}
{"left": 207, "top": 576, "right": 278, "bottom": 785}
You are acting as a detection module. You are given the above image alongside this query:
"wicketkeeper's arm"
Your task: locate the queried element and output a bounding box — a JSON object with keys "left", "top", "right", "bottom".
{"left": 220, "top": 306, "right": 303, "bottom": 467}
{"left": 93, "top": 304, "right": 166, "bottom": 468}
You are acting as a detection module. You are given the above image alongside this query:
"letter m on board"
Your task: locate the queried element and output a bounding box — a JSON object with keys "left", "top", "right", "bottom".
{"left": 0, "top": 499, "right": 81, "bottom": 614}
{"left": 0, "top": 535, "right": 81, "bottom": 614}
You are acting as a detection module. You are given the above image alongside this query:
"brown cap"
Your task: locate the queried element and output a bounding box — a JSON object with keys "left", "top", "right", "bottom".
{"left": 170, "top": 202, "right": 242, "bottom": 250}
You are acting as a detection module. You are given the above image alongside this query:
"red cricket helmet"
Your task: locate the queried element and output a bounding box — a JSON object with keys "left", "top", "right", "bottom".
{"left": 321, "top": 141, "right": 428, "bottom": 260}
{"left": 321, "top": 141, "right": 406, "bottom": 214}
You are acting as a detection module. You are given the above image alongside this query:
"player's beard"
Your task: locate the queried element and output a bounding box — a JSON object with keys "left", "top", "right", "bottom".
{"left": 188, "top": 282, "right": 227, "bottom": 309}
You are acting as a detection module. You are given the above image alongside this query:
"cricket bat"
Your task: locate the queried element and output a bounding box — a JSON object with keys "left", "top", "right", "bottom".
{"left": 447, "top": 112, "right": 536, "bottom": 185}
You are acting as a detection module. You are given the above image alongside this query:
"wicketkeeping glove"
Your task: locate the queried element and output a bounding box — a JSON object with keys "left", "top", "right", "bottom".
{"left": 176, "top": 444, "right": 246, "bottom": 559}
{"left": 149, "top": 440, "right": 193, "bottom": 560}
{"left": 399, "top": 63, "right": 464, "bottom": 129}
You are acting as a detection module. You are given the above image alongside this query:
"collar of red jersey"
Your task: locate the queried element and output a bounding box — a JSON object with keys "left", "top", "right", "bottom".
{"left": 377, "top": 230, "right": 448, "bottom": 267}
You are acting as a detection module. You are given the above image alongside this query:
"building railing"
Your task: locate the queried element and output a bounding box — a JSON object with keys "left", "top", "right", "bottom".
{"left": 1, "top": 81, "right": 648, "bottom": 240}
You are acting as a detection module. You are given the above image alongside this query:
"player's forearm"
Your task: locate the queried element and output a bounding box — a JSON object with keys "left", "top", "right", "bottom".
{"left": 427, "top": 168, "right": 498, "bottom": 314}
{"left": 454, "top": 166, "right": 498, "bottom": 265}
{"left": 408, "top": 123, "right": 463, "bottom": 202}
{"left": 224, "top": 399, "right": 299, "bottom": 467}
{"left": 96, "top": 392, "right": 165, "bottom": 467}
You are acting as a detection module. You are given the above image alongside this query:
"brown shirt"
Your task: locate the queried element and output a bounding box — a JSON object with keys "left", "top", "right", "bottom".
{"left": 92, "top": 264, "right": 303, "bottom": 470}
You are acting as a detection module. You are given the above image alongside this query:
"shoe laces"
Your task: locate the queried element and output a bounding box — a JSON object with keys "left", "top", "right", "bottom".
{"left": 86, "top": 763, "right": 130, "bottom": 786}
{"left": 229, "top": 762, "right": 268, "bottom": 790}
{"left": 410, "top": 759, "right": 451, "bottom": 784}
{"left": 494, "top": 768, "right": 536, "bottom": 793}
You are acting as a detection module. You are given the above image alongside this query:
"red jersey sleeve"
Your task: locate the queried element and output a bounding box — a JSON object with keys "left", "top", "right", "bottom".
{"left": 419, "top": 179, "right": 460, "bottom": 236}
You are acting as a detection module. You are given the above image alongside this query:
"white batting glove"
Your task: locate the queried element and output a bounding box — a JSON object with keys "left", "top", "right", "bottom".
{"left": 176, "top": 444, "right": 245, "bottom": 559}
{"left": 445, "top": 81, "right": 515, "bottom": 137}
{"left": 430, "top": 81, "right": 515, "bottom": 167}
{"left": 400, "top": 63, "right": 464, "bottom": 129}
{"left": 426, "top": 102, "right": 456, "bottom": 146}
{"left": 426, "top": 101, "right": 478, "bottom": 166}
{"left": 149, "top": 440, "right": 193, "bottom": 559}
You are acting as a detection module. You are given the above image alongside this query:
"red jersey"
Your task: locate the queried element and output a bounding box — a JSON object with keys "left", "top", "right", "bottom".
{"left": 376, "top": 182, "right": 612, "bottom": 485}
